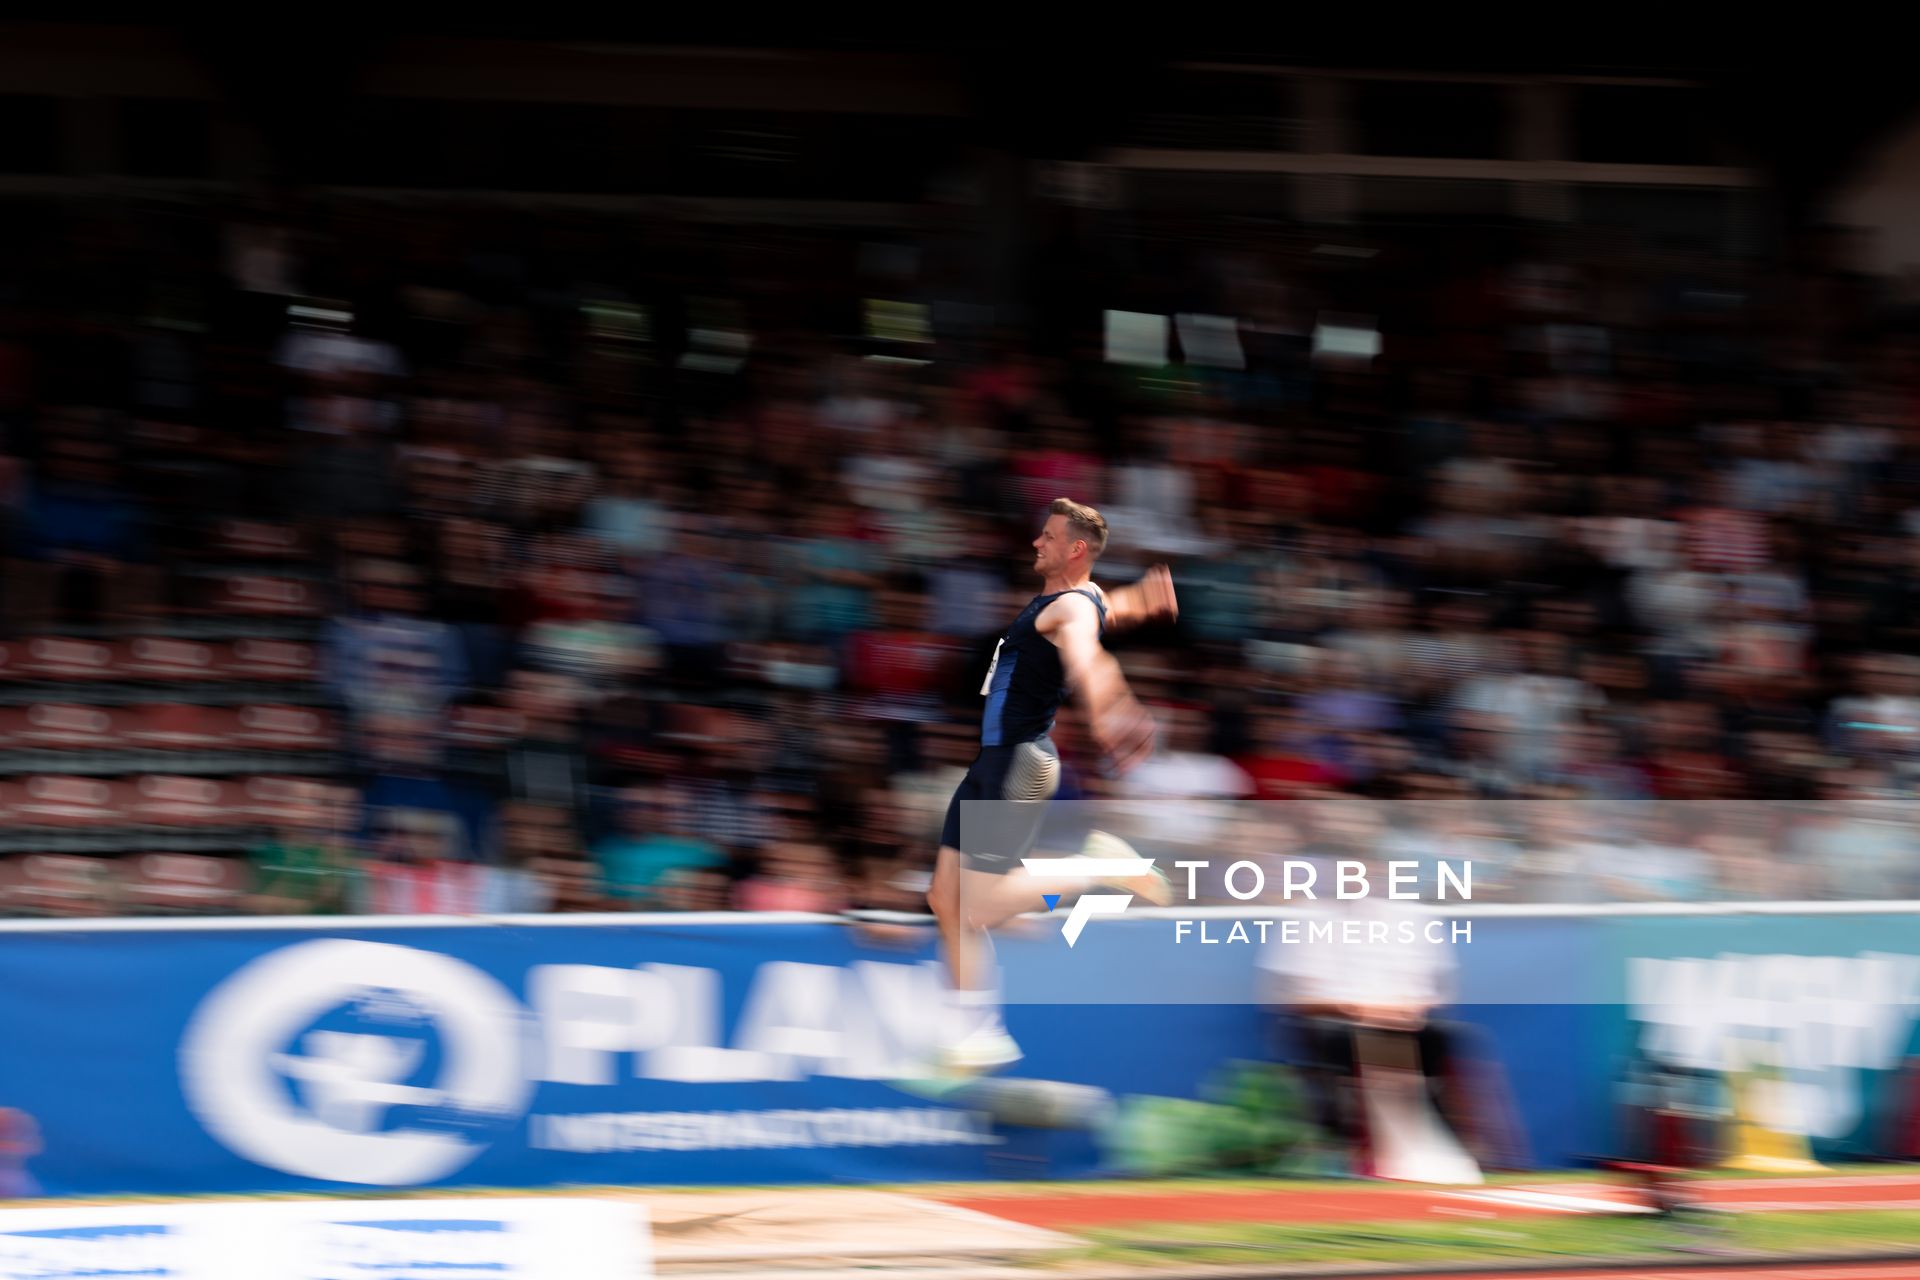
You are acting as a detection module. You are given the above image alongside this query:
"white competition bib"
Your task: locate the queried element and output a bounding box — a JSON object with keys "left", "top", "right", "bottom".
{"left": 980, "top": 638, "right": 1006, "bottom": 696}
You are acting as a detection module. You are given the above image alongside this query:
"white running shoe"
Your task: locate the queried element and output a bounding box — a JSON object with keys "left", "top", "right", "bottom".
{"left": 1078, "top": 830, "right": 1173, "bottom": 906}
{"left": 938, "top": 1024, "right": 1025, "bottom": 1075}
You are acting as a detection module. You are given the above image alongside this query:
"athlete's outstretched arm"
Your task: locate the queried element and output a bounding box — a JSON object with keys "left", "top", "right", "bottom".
{"left": 1040, "top": 592, "right": 1155, "bottom": 773}
{"left": 1101, "top": 564, "right": 1178, "bottom": 633}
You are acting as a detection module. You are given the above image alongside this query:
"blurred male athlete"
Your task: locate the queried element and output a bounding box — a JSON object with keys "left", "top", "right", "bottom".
{"left": 927, "top": 498, "right": 1178, "bottom": 1072}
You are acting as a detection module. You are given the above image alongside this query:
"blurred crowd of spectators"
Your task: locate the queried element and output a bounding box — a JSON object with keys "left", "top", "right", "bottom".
{"left": 3, "top": 192, "right": 1919, "bottom": 918}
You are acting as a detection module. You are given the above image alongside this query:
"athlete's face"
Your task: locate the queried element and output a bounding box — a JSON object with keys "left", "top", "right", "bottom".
{"left": 1032, "top": 515, "right": 1079, "bottom": 576}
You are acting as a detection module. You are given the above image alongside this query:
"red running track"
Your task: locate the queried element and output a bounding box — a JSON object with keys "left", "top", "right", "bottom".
{"left": 1379, "top": 1267, "right": 1920, "bottom": 1279}
{"left": 935, "top": 1172, "right": 1920, "bottom": 1230}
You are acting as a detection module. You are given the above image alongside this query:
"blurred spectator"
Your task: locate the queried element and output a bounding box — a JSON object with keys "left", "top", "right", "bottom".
{"left": 6, "top": 183, "right": 1920, "bottom": 920}
{"left": 1452, "top": 631, "right": 1601, "bottom": 785}
{"left": 788, "top": 503, "right": 882, "bottom": 645}
{"left": 926, "top": 517, "right": 1009, "bottom": 639}
{"left": 358, "top": 807, "right": 479, "bottom": 915}
{"left": 583, "top": 443, "right": 672, "bottom": 560}
{"left": 483, "top": 801, "right": 564, "bottom": 914}
{"left": 11, "top": 432, "right": 155, "bottom": 625}
{"left": 534, "top": 848, "right": 613, "bottom": 913}
{"left": 1548, "top": 722, "right": 1651, "bottom": 800}
{"left": 1791, "top": 776, "right": 1920, "bottom": 900}
{"left": 326, "top": 559, "right": 469, "bottom": 726}
{"left": 1700, "top": 828, "right": 1803, "bottom": 902}
{"left": 359, "top": 712, "right": 493, "bottom": 859}
{"left": 0, "top": 1108, "right": 41, "bottom": 1199}
{"left": 248, "top": 782, "right": 360, "bottom": 915}
{"left": 1386, "top": 803, "right": 1523, "bottom": 902}
{"left": 593, "top": 786, "right": 727, "bottom": 907}
{"left": 734, "top": 841, "right": 848, "bottom": 913}
{"left": 1513, "top": 805, "right": 1610, "bottom": 904}
{"left": 655, "top": 866, "right": 732, "bottom": 912}
{"left": 843, "top": 586, "right": 951, "bottom": 719}
{"left": 891, "top": 721, "right": 976, "bottom": 847}
{"left": 500, "top": 669, "right": 588, "bottom": 809}
{"left": 1828, "top": 652, "right": 1920, "bottom": 768}
{"left": 1113, "top": 704, "right": 1254, "bottom": 851}
{"left": 518, "top": 551, "right": 659, "bottom": 684}
{"left": 1237, "top": 706, "right": 1342, "bottom": 799}
{"left": 1602, "top": 811, "right": 1712, "bottom": 903}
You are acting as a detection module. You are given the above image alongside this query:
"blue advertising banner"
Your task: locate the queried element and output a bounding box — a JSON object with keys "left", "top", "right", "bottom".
{"left": 0, "top": 909, "right": 1777, "bottom": 1197}
{"left": 1451, "top": 915, "right": 1613, "bottom": 1171}
{"left": 1601, "top": 912, "right": 1920, "bottom": 1163}
{"left": 0, "top": 918, "right": 1271, "bottom": 1197}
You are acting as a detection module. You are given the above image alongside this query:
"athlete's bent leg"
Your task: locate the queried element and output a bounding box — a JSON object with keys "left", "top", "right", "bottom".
{"left": 927, "top": 846, "right": 971, "bottom": 988}
{"left": 927, "top": 741, "right": 1172, "bottom": 1074}
{"left": 957, "top": 833, "right": 1173, "bottom": 932}
{"left": 927, "top": 860, "right": 1020, "bottom": 1071}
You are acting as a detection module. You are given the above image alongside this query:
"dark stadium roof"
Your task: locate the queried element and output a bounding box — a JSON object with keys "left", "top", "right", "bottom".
{"left": 10, "top": 17, "right": 1918, "bottom": 211}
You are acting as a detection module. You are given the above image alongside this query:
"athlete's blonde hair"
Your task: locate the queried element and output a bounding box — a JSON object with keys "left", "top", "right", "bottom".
{"left": 1050, "top": 497, "right": 1109, "bottom": 559}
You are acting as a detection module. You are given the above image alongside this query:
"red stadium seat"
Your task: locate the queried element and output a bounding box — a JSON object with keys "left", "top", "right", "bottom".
{"left": 24, "top": 638, "right": 116, "bottom": 681}
{"left": 0, "top": 707, "right": 24, "bottom": 750}
{"left": 131, "top": 776, "right": 234, "bottom": 828}
{"left": 119, "top": 852, "right": 247, "bottom": 914}
{"left": 122, "top": 637, "right": 220, "bottom": 682}
{"left": 0, "top": 641, "right": 19, "bottom": 682}
{"left": 19, "top": 704, "right": 123, "bottom": 751}
{"left": 207, "top": 575, "right": 320, "bottom": 618}
{"left": 212, "top": 521, "right": 306, "bottom": 561}
{"left": 200, "top": 708, "right": 244, "bottom": 748}
{"left": 0, "top": 854, "right": 118, "bottom": 917}
{"left": 235, "top": 704, "right": 336, "bottom": 752}
{"left": 227, "top": 638, "right": 318, "bottom": 682}
{"left": 14, "top": 777, "right": 127, "bottom": 828}
{"left": 240, "top": 776, "right": 316, "bottom": 826}
{"left": 125, "top": 704, "right": 233, "bottom": 751}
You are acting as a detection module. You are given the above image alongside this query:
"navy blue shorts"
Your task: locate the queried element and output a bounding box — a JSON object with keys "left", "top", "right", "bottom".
{"left": 940, "top": 737, "right": 1059, "bottom": 874}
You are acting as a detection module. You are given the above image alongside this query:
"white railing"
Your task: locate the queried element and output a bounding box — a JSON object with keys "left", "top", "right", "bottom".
{"left": 7, "top": 900, "right": 1920, "bottom": 932}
